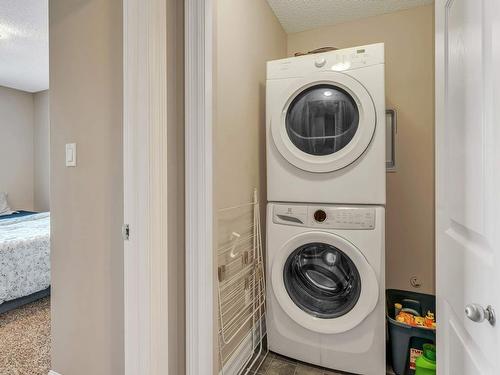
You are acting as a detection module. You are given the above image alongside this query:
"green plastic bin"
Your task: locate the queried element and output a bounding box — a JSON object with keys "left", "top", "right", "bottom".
{"left": 415, "top": 343, "right": 436, "bottom": 375}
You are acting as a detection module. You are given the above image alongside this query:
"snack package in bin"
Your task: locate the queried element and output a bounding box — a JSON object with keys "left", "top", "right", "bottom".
{"left": 395, "top": 308, "right": 436, "bottom": 329}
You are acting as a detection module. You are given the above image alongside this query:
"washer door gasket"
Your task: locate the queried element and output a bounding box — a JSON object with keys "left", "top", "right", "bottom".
{"left": 271, "top": 231, "right": 379, "bottom": 334}
{"left": 283, "top": 242, "right": 361, "bottom": 319}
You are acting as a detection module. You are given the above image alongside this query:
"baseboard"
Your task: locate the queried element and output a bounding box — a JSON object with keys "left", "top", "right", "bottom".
{"left": 48, "top": 371, "right": 62, "bottom": 375}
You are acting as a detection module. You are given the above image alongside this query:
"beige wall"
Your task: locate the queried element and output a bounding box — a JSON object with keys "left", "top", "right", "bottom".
{"left": 49, "top": 1, "right": 124, "bottom": 374}
{"left": 0, "top": 86, "right": 34, "bottom": 210}
{"left": 167, "top": 0, "right": 186, "bottom": 373}
{"left": 214, "top": 0, "right": 287, "bottom": 371}
{"left": 287, "top": 5, "right": 435, "bottom": 293}
{"left": 215, "top": 0, "right": 287, "bottom": 210}
{"left": 34, "top": 90, "right": 50, "bottom": 212}
{"left": 0, "top": 86, "right": 49, "bottom": 212}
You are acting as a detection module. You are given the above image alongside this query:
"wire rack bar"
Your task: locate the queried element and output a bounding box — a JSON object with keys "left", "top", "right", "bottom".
{"left": 217, "top": 189, "right": 268, "bottom": 375}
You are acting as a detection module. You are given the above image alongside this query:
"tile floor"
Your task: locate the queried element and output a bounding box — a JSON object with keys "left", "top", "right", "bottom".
{"left": 250, "top": 351, "right": 396, "bottom": 375}
{"left": 249, "top": 351, "right": 352, "bottom": 375}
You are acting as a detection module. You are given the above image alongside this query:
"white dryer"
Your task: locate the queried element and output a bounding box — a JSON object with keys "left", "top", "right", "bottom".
{"left": 266, "top": 43, "right": 386, "bottom": 205}
{"left": 266, "top": 203, "right": 385, "bottom": 374}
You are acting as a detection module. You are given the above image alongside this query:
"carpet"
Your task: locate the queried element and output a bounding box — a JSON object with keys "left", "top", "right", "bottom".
{"left": 0, "top": 298, "right": 51, "bottom": 375}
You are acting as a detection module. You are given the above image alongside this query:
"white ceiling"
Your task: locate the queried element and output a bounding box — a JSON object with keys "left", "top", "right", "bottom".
{"left": 0, "top": 0, "right": 49, "bottom": 93}
{"left": 266, "top": 0, "right": 434, "bottom": 34}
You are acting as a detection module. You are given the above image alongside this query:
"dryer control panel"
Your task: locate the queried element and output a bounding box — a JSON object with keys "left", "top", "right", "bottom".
{"left": 273, "top": 204, "right": 376, "bottom": 230}
{"left": 267, "top": 43, "right": 384, "bottom": 79}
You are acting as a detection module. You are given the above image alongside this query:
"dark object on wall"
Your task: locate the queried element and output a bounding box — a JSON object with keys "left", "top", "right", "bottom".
{"left": 386, "top": 109, "right": 397, "bottom": 172}
{"left": 294, "top": 47, "right": 338, "bottom": 56}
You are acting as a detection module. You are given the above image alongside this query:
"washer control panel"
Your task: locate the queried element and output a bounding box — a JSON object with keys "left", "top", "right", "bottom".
{"left": 310, "top": 206, "right": 375, "bottom": 229}
{"left": 273, "top": 204, "right": 376, "bottom": 230}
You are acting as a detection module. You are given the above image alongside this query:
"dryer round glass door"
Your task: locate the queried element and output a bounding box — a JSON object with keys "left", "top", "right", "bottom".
{"left": 271, "top": 231, "right": 379, "bottom": 334}
{"left": 283, "top": 242, "right": 361, "bottom": 319}
{"left": 285, "top": 85, "right": 359, "bottom": 156}
{"left": 271, "top": 72, "right": 376, "bottom": 173}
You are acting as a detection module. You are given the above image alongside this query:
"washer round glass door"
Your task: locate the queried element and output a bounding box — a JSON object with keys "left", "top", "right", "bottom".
{"left": 271, "top": 72, "right": 376, "bottom": 173}
{"left": 271, "top": 231, "right": 379, "bottom": 334}
{"left": 283, "top": 242, "right": 361, "bottom": 319}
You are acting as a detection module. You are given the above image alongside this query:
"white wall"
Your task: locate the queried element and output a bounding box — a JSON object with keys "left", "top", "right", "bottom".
{"left": 0, "top": 86, "right": 34, "bottom": 210}
{"left": 34, "top": 90, "right": 50, "bottom": 211}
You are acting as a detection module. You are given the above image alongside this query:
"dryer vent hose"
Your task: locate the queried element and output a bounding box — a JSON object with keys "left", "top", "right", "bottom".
{"left": 294, "top": 46, "right": 338, "bottom": 57}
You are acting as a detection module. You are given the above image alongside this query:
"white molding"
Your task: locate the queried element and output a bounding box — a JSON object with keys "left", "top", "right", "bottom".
{"left": 48, "top": 371, "right": 62, "bottom": 375}
{"left": 435, "top": 0, "right": 445, "bottom": 369}
{"left": 124, "top": 0, "right": 169, "bottom": 374}
{"left": 185, "top": 0, "right": 214, "bottom": 374}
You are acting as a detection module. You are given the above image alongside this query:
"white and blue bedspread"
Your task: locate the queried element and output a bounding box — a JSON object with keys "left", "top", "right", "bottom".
{"left": 0, "top": 212, "right": 50, "bottom": 305}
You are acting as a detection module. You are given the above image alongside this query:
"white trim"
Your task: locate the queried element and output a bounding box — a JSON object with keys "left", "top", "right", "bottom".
{"left": 185, "top": 0, "right": 214, "bottom": 374}
{"left": 435, "top": 0, "right": 446, "bottom": 370}
{"left": 123, "top": 0, "right": 169, "bottom": 374}
{"left": 48, "top": 371, "right": 62, "bottom": 375}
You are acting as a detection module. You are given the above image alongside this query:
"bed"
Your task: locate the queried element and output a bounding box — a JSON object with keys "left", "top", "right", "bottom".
{"left": 0, "top": 211, "right": 50, "bottom": 314}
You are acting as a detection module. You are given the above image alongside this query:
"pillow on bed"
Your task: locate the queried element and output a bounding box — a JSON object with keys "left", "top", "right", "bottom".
{"left": 0, "top": 192, "right": 14, "bottom": 216}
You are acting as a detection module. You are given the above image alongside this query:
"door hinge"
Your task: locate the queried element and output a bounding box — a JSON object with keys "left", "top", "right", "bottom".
{"left": 122, "top": 224, "right": 130, "bottom": 241}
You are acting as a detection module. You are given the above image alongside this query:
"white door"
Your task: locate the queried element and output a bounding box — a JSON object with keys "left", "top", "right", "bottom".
{"left": 436, "top": 0, "right": 500, "bottom": 374}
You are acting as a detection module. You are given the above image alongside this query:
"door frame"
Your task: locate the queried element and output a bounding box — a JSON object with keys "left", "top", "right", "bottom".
{"left": 124, "top": 0, "right": 213, "bottom": 373}
{"left": 123, "top": 0, "right": 169, "bottom": 374}
{"left": 185, "top": 0, "right": 214, "bottom": 374}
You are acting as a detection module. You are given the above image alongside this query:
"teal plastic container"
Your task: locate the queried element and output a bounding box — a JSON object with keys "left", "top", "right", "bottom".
{"left": 415, "top": 344, "right": 436, "bottom": 375}
{"left": 386, "top": 290, "right": 436, "bottom": 375}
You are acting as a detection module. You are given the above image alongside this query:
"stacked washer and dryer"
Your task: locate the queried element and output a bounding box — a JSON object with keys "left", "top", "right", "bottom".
{"left": 265, "top": 43, "right": 386, "bottom": 374}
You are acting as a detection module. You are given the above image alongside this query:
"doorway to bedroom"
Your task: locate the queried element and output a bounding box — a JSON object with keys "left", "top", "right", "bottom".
{"left": 0, "top": 1, "right": 51, "bottom": 374}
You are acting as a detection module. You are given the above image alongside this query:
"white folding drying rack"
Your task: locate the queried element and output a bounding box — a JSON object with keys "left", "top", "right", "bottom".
{"left": 217, "top": 189, "right": 268, "bottom": 375}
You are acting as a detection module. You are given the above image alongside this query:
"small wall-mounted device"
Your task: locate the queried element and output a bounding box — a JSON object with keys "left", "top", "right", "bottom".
{"left": 410, "top": 276, "right": 422, "bottom": 289}
{"left": 386, "top": 109, "right": 397, "bottom": 172}
{"left": 65, "top": 143, "right": 77, "bottom": 167}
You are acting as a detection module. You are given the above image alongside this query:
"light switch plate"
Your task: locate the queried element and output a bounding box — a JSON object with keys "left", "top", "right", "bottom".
{"left": 65, "top": 143, "right": 77, "bottom": 167}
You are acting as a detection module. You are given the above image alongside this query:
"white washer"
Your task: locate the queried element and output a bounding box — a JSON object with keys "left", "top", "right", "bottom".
{"left": 266, "top": 203, "right": 385, "bottom": 374}
{"left": 266, "top": 43, "right": 386, "bottom": 205}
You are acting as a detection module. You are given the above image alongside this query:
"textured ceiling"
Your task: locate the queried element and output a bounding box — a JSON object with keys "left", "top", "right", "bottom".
{"left": 0, "top": 0, "right": 49, "bottom": 92}
{"left": 266, "top": 0, "right": 434, "bottom": 33}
